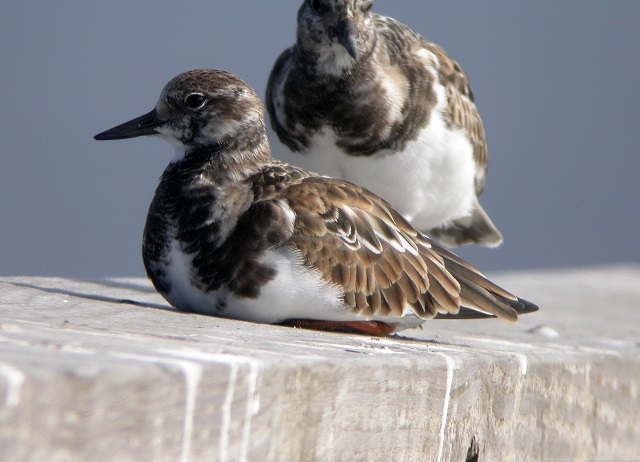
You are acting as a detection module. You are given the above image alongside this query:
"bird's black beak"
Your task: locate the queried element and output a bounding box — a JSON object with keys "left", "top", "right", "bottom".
{"left": 94, "top": 108, "right": 163, "bottom": 141}
{"left": 334, "top": 18, "right": 359, "bottom": 60}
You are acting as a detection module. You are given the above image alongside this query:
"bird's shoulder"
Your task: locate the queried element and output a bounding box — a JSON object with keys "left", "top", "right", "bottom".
{"left": 266, "top": 46, "right": 295, "bottom": 107}
{"left": 265, "top": 46, "right": 311, "bottom": 151}
{"left": 374, "top": 14, "right": 488, "bottom": 187}
{"left": 373, "top": 14, "right": 473, "bottom": 101}
{"left": 421, "top": 39, "right": 488, "bottom": 185}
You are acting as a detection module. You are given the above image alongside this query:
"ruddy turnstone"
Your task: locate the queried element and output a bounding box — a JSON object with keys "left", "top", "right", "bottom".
{"left": 94, "top": 69, "right": 536, "bottom": 336}
{"left": 267, "top": 0, "right": 502, "bottom": 247}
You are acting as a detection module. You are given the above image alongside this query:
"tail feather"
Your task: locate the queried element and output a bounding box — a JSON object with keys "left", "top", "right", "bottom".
{"left": 427, "top": 239, "right": 539, "bottom": 321}
{"left": 435, "top": 297, "right": 539, "bottom": 320}
{"left": 427, "top": 199, "right": 503, "bottom": 248}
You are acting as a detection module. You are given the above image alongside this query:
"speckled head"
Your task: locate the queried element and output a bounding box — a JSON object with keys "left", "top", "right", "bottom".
{"left": 94, "top": 69, "right": 267, "bottom": 158}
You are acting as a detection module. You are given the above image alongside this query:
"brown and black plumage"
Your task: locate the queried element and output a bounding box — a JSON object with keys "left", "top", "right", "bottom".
{"left": 267, "top": 0, "right": 503, "bottom": 247}
{"left": 95, "top": 69, "right": 536, "bottom": 336}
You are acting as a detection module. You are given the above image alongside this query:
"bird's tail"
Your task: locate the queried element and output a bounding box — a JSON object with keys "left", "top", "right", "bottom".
{"left": 430, "top": 240, "right": 538, "bottom": 322}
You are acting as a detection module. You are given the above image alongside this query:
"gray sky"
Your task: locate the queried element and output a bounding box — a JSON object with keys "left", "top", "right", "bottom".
{"left": 1, "top": 1, "right": 639, "bottom": 278}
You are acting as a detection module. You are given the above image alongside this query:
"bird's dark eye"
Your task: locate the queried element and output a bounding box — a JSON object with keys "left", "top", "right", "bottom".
{"left": 361, "top": 1, "right": 373, "bottom": 13}
{"left": 309, "top": 0, "right": 328, "bottom": 14}
{"left": 184, "top": 93, "right": 207, "bottom": 110}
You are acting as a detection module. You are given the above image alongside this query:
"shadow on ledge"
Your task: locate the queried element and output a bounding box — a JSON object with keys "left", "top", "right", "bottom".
{"left": 3, "top": 280, "right": 172, "bottom": 312}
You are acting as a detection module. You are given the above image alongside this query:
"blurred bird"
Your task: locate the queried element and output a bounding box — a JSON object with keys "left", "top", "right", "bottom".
{"left": 267, "top": 0, "right": 502, "bottom": 247}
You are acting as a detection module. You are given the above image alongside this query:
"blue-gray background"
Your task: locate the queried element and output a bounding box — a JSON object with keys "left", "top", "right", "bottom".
{"left": 2, "top": 1, "right": 638, "bottom": 278}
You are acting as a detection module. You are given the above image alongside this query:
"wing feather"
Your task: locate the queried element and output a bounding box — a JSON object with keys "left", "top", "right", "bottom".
{"left": 248, "top": 166, "right": 532, "bottom": 323}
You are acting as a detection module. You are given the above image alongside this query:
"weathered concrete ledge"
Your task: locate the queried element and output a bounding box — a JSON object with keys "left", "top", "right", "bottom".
{"left": 0, "top": 264, "right": 639, "bottom": 461}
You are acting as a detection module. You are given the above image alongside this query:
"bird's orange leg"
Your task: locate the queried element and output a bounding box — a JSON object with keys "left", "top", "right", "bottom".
{"left": 282, "top": 319, "right": 398, "bottom": 336}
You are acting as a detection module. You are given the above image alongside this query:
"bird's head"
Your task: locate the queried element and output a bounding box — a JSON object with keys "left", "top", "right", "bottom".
{"left": 94, "top": 70, "right": 268, "bottom": 163}
{"left": 296, "top": 0, "right": 375, "bottom": 75}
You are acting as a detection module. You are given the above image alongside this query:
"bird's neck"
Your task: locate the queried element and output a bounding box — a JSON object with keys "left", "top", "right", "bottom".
{"left": 295, "top": 33, "right": 377, "bottom": 80}
{"left": 296, "top": 45, "right": 351, "bottom": 80}
{"left": 165, "top": 136, "right": 272, "bottom": 189}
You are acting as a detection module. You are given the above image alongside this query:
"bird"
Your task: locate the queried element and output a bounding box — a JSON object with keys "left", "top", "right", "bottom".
{"left": 94, "top": 69, "right": 536, "bottom": 337}
{"left": 267, "top": 0, "right": 502, "bottom": 247}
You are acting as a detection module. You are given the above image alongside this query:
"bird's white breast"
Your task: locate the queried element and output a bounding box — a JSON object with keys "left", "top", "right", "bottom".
{"left": 295, "top": 115, "right": 477, "bottom": 232}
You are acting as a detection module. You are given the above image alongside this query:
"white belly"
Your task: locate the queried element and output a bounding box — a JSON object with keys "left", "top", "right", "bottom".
{"left": 290, "top": 123, "right": 477, "bottom": 232}
{"left": 162, "top": 241, "right": 348, "bottom": 323}
{"left": 159, "top": 240, "right": 424, "bottom": 331}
